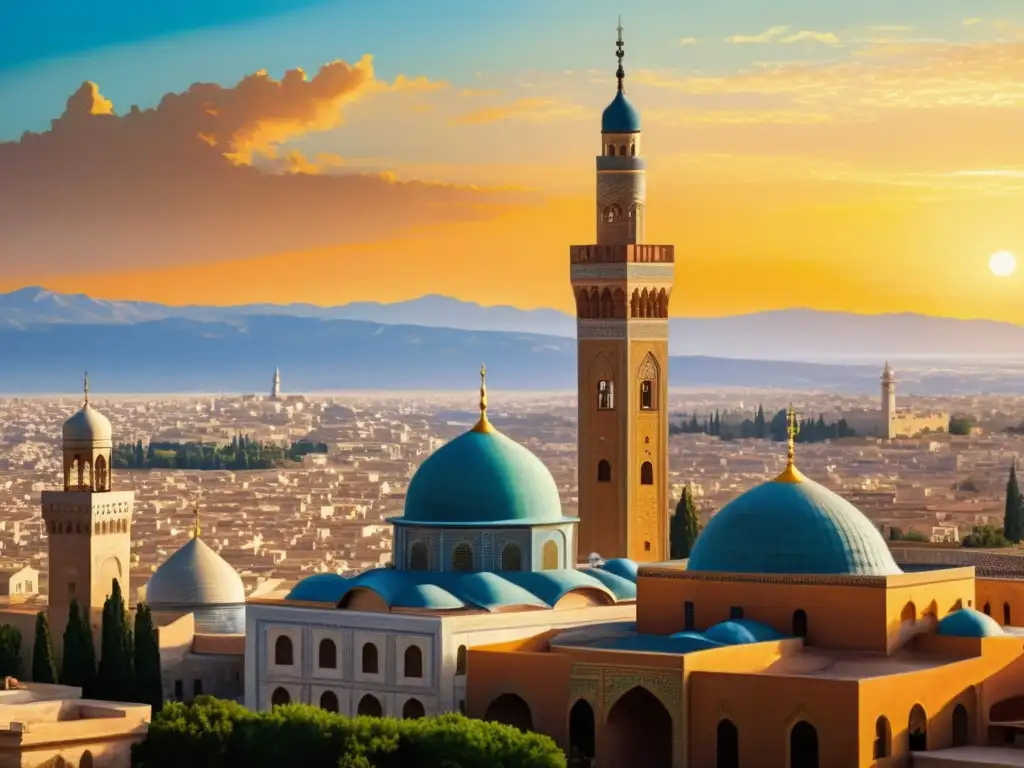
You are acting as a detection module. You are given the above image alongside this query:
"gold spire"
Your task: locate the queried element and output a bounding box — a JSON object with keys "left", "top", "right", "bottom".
{"left": 774, "top": 404, "right": 806, "bottom": 483}
{"left": 470, "top": 363, "right": 494, "bottom": 433}
{"left": 83, "top": 370, "right": 90, "bottom": 406}
{"left": 192, "top": 495, "right": 201, "bottom": 538}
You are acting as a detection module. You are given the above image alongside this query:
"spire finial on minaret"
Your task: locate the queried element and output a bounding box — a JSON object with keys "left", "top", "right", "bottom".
{"left": 192, "top": 494, "right": 201, "bottom": 538}
{"left": 83, "top": 370, "right": 90, "bottom": 406}
{"left": 774, "top": 404, "right": 806, "bottom": 483}
{"left": 615, "top": 16, "right": 626, "bottom": 93}
{"left": 471, "top": 363, "right": 494, "bottom": 433}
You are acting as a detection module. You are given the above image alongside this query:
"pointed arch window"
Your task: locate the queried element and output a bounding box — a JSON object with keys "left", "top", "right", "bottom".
{"left": 452, "top": 543, "right": 474, "bottom": 572}
{"left": 597, "top": 460, "right": 611, "bottom": 483}
{"left": 640, "top": 461, "right": 654, "bottom": 485}
{"left": 409, "top": 541, "right": 428, "bottom": 571}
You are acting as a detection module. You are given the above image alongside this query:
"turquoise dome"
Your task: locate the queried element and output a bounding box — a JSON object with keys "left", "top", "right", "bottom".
{"left": 705, "top": 620, "right": 783, "bottom": 645}
{"left": 937, "top": 609, "right": 1004, "bottom": 638}
{"left": 602, "top": 91, "right": 641, "bottom": 133}
{"left": 396, "top": 427, "right": 571, "bottom": 526}
{"left": 687, "top": 472, "right": 903, "bottom": 576}
{"left": 286, "top": 573, "right": 348, "bottom": 602}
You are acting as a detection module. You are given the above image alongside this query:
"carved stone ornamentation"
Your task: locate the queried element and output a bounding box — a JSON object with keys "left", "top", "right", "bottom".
{"left": 637, "top": 353, "right": 660, "bottom": 382}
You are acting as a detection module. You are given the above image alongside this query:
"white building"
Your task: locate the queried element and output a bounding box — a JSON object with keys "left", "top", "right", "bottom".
{"left": 245, "top": 372, "right": 639, "bottom": 717}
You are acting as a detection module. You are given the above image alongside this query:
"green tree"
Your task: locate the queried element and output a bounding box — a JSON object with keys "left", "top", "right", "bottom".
{"left": 31, "top": 612, "right": 57, "bottom": 683}
{"left": 670, "top": 486, "right": 702, "bottom": 560}
{"left": 0, "top": 625, "right": 23, "bottom": 678}
{"left": 134, "top": 603, "right": 163, "bottom": 712}
{"left": 97, "top": 579, "right": 135, "bottom": 702}
{"left": 60, "top": 598, "right": 97, "bottom": 692}
{"left": 131, "top": 696, "right": 567, "bottom": 768}
{"left": 1006, "top": 462, "right": 1023, "bottom": 543}
{"left": 963, "top": 524, "right": 1010, "bottom": 548}
{"left": 949, "top": 415, "right": 975, "bottom": 435}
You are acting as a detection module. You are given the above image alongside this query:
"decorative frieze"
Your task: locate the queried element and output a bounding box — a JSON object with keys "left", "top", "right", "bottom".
{"left": 570, "top": 263, "right": 675, "bottom": 282}
{"left": 639, "top": 567, "right": 889, "bottom": 589}
{"left": 577, "top": 320, "right": 669, "bottom": 341}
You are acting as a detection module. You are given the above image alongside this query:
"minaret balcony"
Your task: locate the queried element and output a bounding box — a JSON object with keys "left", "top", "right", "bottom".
{"left": 597, "top": 155, "right": 646, "bottom": 172}
{"left": 570, "top": 244, "right": 674, "bottom": 265}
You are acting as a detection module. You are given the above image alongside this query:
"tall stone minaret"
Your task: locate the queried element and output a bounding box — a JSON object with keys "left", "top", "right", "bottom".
{"left": 881, "top": 361, "right": 896, "bottom": 439}
{"left": 41, "top": 374, "right": 135, "bottom": 649}
{"left": 569, "top": 19, "right": 675, "bottom": 563}
{"left": 271, "top": 367, "right": 281, "bottom": 400}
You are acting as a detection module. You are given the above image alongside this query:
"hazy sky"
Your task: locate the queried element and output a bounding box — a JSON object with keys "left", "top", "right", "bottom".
{"left": 3, "top": 0, "right": 1024, "bottom": 320}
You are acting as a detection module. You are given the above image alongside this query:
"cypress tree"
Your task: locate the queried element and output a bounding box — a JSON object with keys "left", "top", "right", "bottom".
{"left": 0, "top": 625, "right": 23, "bottom": 678}
{"left": 670, "top": 486, "right": 703, "bottom": 560}
{"left": 133, "top": 603, "right": 163, "bottom": 712}
{"left": 60, "top": 598, "right": 97, "bottom": 693}
{"left": 31, "top": 612, "right": 57, "bottom": 684}
{"left": 97, "top": 579, "right": 135, "bottom": 702}
{"left": 1006, "top": 462, "right": 1022, "bottom": 543}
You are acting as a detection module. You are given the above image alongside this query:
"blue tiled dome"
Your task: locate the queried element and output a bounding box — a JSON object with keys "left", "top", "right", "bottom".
{"left": 705, "top": 619, "right": 784, "bottom": 645}
{"left": 602, "top": 91, "right": 641, "bottom": 133}
{"left": 286, "top": 572, "right": 348, "bottom": 602}
{"left": 686, "top": 473, "right": 903, "bottom": 576}
{"left": 937, "top": 608, "right": 1004, "bottom": 638}
{"left": 601, "top": 558, "right": 639, "bottom": 582}
{"left": 397, "top": 427, "right": 570, "bottom": 526}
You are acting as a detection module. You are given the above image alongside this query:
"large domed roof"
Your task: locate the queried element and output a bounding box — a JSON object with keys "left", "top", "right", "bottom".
{"left": 146, "top": 536, "right": 245, "bottom": 606}
{"left": 63, "top": 404, "right": 112, "bottom": 445}
{"left": 687, "top": 468, "right": 902, "bottom": 577}
{"left": 397, "top": 426, "right": 569, "bottom": 526}
{"left": 602, "top": 91, "right": 641, "bottom": 133}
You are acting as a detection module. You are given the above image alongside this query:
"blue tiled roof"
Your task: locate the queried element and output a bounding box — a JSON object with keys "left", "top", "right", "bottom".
{"left": 285, "top": 559, "right": 641, "bottom": 612}
{"left": 602, "top": 91, "right": 641, "bottom": 133}
{"left": 704, "top": 619, "right": 784, "bottom": 645}
{"left": 392, "top": 428, "right": 574, "bottom": 527}
{"left": 687, "top": 476, "right": 903, "bottom": 576}
{"left": 937, "top": 608, "right": 1004, "bottom": 638}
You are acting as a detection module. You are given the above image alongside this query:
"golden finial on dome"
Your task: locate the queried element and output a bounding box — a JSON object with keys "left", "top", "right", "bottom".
{"left": 775, "top": 404, "right": 806, "bottom": 483}
{"left": 471, "top": 363, "right": 494, "bottom": 433}
{"left": 83, "top": 370, "right": 90, "bottom": 406}
{"left": 191, "top": 493, "right": 202, "bottom": 538}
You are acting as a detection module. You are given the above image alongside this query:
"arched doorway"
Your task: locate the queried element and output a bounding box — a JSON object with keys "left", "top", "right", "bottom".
{"left": 403, "top": 698, "right": 425, "bottom": 719}
{"left": 792, "top": 609, "right": 808, "bottom": 638}
{"left": 952, "top": 704, "right": 969, "bottom": 746}
{"left": 605, "top": 686, "right": 673, "bottom": 768}
{"left": 484, "top": 693, "right": 533, "bottom": 731}
{"left": 790, "top": 720, "right": 818, "bottom": 768}
{"left": 901, "top": 602, "right": 916, "bottom": 623}
{"left": 270, "top": 687, "right": 290, "bottom": 708}
{"left": 717, "top": 718, "right": 739, "bottom": 768}
{"left": 80, "top": 752, "right": 95, "bottom": 768}
{"left": 909, "top": 704, "right": 927, "bottom": 751}
{"left": 357, "top": 693, "right": 383, "bottom": 717}
{"left": 873, "top": 716, "right": 890, "bottom": 758}
{"left": 568, "top": 699, "right": 596, "bottom": 765}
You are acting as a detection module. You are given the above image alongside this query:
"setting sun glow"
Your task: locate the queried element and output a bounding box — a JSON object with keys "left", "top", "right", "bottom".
{"left": 989, "top": 251, "right": 1017, "bottom": 278}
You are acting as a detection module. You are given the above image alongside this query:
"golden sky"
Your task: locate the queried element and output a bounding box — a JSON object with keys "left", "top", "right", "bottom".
{"left": 2, "top": 13, "right": 1024, "bottom": 321}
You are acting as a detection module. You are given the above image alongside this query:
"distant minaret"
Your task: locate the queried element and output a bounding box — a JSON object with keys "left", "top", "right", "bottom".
{"left": 271, "top": 367, "right": 281, "bottom": 400}
{"left": 881, "top": 362, "right": 895, "bottom": 439}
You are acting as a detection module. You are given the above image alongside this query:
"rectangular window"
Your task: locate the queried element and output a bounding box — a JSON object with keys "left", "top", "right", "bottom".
{"left": 684, "top": 601, "right": 695, "bottom": 631}
{"left": 193, "top": 679, "right": 203, "bottom": 697}
{"left": 174, "top": 680, "right": 183, "bottom": 700}
{"left": 597, "top": 381, "right": 614, "bottom": 410}
{"left": 640, "top": 380, "right": 654, "bottom": 410}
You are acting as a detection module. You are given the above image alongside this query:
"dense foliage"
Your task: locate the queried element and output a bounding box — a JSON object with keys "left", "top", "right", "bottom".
{"left": 112, "top": 434, "right": 328, "bottom": 471}
{"left": 948, "top": 415, "right": 976, "bottom": 436}
{"left": 131, "top": 696, "right": 566, "bottom": 768}
{"left": 887, "top": 526, "right": 929, "bottom": 543}
{"left": 31, "top": 612, "right": 57, "bottom": 683}
{"left": 60, "top": 598, "right": 97, "bottom": 693}
{"left": 0, "top": 625, "right": 23, "bottom": 678}
{"left": 962, "top": 524, "right": 1010, "bottom": 549}
{"left": 96, "top": 579, "right": 135, "bottom": 702}
{"left": 671, "top": 406, "right": 855, "bottom": 442}
{"left": 1005, "top": 463, "right": 1023, "bottom": 544}
{"left": 134, "top": 603, "right": 164, "bottom": 712}
{"left": 670, "top": 486, "right": 702, "bottom": 559}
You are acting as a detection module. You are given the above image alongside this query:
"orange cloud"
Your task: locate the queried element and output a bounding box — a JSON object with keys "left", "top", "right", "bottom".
{"left": 0, "top": 59, "right": 532, "bottom": 278}
{"left": 450, "top": 97, "right": 589, "bottom": 125}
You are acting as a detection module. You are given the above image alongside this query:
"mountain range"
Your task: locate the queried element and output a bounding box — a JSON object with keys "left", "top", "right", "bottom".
{"left": 0, "top": 287, "right": 1022, "bottom": 394}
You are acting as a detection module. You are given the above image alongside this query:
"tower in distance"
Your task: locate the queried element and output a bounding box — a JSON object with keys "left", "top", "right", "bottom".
{"left": 271, "top": 367, "right": 281, "bottom": 400}
{"left": 881, "top": 362, "right": 895, "bottom": 439}
{"left": 569, "top": 20, "right": 674, "bottom": 563}
{"left": 41, "top": 374, "right": 135, "bottom": 647}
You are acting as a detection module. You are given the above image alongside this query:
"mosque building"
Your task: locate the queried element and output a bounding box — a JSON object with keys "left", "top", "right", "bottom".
{"left": 244, "top": 366, "right": 639, "bottom": 718}
{"left": 0, "top": 377, "right": 247, "bottom": 709}
{"left": 465, "top": 24, "right": 1024, "bottom": 768}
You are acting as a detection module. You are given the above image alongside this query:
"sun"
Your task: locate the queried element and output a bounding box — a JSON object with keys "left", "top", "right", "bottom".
{"left": 989, "top": 250, "right": 1017, "bottom": 277}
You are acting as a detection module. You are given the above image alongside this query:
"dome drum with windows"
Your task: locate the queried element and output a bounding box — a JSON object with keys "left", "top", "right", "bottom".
{"left": 286, "top": 366, "right": 640, "bottom": 610}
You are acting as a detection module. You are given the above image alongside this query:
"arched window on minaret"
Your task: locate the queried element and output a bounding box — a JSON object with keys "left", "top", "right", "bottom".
{"left": 640, "top": 381, "right": 654, "bottom": 410}
{"left": 599, "top": 288, "right": 613, "bottom": 318}
{"left": 95, "top": 455, "right": 108, "bottom": 492}
{"left": 598, "top": 460, "right": 612, "bottom": 482}
{"left": 603, "top": 204, "right": 621, "bottom": 224}
{"left": 613, "top": 288, "right": 626, "bottom": 318}
{"left": 640, "top": 462, "right": 654, "bottom": 485}
{"left": 81, "top": 461, "right": 92, "bottom": 489}
{"left": 608, "top": 144, "right": 616, "bottom": 156}
{"left": 619, "top": 144, "right": 626, "bottom": 155}
{"left": 630, "top": 143, "right": 636, "bottom": 156}
{"left": 597, "top": 381, "right": 614, "bottom": 410}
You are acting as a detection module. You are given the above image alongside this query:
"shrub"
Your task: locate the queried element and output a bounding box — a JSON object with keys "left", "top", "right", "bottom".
{"left": 131, "top": 696, "right": 566, "bottom": 768}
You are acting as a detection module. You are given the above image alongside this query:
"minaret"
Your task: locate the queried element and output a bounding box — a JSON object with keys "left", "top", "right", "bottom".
{"left": 570, "top": 20, "right": 675, "bottom": 563}
{"left": 271, "top": 367, "right": 281, "bottom": 400}
{"left": 881, "top": 361, "right": 895, "bottom": 439}
{"left": 41, "top": 373, "right": 135, "bottom": 648}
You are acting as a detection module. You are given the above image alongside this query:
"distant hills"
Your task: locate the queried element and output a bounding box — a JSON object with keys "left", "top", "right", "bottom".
{"left": 0, "top": 287, "right": 1022, "bottom": 394}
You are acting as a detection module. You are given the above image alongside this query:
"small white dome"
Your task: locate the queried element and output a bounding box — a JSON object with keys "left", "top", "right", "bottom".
{"left": 146, "top": 537, "right": 245, "bottom": 607}
{"left": 62, "top": 405, "right": 112, "bottom": 444}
